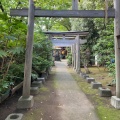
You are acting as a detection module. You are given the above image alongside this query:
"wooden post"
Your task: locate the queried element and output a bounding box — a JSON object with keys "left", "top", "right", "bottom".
{"left": 63, "top": 35, "right": 66, "bottom": 40}
{"left": 48, "top": 35, "right": 52, "bottom": 40}
{"left": 111, "top": 0, "right": 120, "bottom": 109}
{"left": 114, "top": 0, "right": 120, "bottom": 98}
{"left": 75, "top": 35, "right": 80, "bottom": 73}
{"left": 17, "top": 0, "right": 35, "bottom": 109}
{"left": 77, "top": 35, "right": 80, "bottom": 74}
{"left": 73, "top": 43, "right": 76, "bottom": 70}
{"left": 72, "top": 44, "right": 74, "bottom": 67}
{"left": 72, "top": 0, "right": 78, "bottom": 10}
{"left": 22, "top": 0, "right": 35, "bottom": 98}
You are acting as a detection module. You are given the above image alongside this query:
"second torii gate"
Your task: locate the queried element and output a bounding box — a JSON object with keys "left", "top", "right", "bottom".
{"left": 44, "top": 31, "right": 88, "bottom": 73}
{"left": 10, "top": 0, "right": 120, "bottom": 109}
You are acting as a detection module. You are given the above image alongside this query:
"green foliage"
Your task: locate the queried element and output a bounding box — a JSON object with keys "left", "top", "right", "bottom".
{"left": 0, "top": 80, "right": 10, "bottom": 95}
{"left": 0, "top": 9, "right": 26, "bottom": 94}
{"left": 34, "top": 0, "right": 71, "bottom": 10}
{"left": 32, "top": 33, "right": 53, "bottom": 75}
{"left": 8, "top": 63, "right": 24, "bottom": 84}
{"left": 0, "top": 50, "right": 7, "bottom": 58}
{"left": 33, "top": 56, "right": 52, "bottom": 72}
{"left": 71, "top": 0, "right": 115, "bottom": 78}
{"left": 92, "top": 23, "right": 115, "bottom": 78}
{"left": 67, "top": 54, "right": 72, "bottom": 65}
{"left": 66, "top": 47, "right": 72, "bottom": 65}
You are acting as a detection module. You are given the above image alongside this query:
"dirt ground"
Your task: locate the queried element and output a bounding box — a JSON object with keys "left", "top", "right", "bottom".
{"left": 0, "top": 73, "right": 57, "bottom": 120}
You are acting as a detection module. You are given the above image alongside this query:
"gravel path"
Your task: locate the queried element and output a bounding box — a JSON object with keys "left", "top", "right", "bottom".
{"left": 53, "top": 60, "right": 99, "bottom": 120}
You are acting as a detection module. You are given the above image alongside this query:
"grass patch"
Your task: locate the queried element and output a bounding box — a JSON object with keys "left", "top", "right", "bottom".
{"left": 97, "top": 106, "right": 120, "bottom": 120}
{"left": 39, "top": 86, "right": 49, "bottom": 92}
{"left": 68, "top": 67, "right": 120, "bottom": 120}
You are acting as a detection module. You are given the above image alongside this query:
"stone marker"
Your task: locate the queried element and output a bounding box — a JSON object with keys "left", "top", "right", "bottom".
{"left": 5, "top": 113, "right": 23, "bottom": 120}
{"left": 37, "top": 77, "right": 45, "bottom": 84}
{"left": 79, "top": 72, "right": 83, "bottom": 77}
{"left": 91, "top": 81, "right": 102, "bottom": 89}
{"left": 98, "top": 87, "right": 112, "bottom": 97}
{"left": 82, "top": 74, "right": 89, "bottom": 79}
{"left": 41, "top": 72, "right": 48, "bottom": 80}
{"left": 80, "top": 72, "right": 86, "bottom": 77}
{"left": 30, "top": 87, "right": 39, "bottom": 95}
{"left": 86, "top": 78, "right": 95, "bottom": 83}
{"left": 31, "top": 81, "right": 42, "bottom": 88}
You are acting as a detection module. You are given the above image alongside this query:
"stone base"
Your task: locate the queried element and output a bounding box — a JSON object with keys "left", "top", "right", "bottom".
{"left": 86, "top": 78, "right": 95, "bottom": 83}
{"left": 111, "top": 96, "right": 120, "bottom": 109}
{"left": 17, "top": 96, "right": 34, "bottom": 109}
{"left": 30, "top": 87, "right": 39, "bottom": 95}
{"left": 76, "top": 70, "right": 80, "bottom": 74}
{"left": 31, "top": 81, "right": 42, "bottom": 88}
{"left": 82, "top": 75, "right": 89, "bottom": 79}
{"left": 80, "top": 72, "right": 86, "bottom": 77}
{"left": 42, "top": 72, "right": 48, "bottom": 80}
{"left": 37, "top": 77, "right": 45, "bottom": 84}
{"left": 5, "top": 113, "right": 23, "bottom": 120}
{"left": 98, "top": 87, "right": 112, "bottom": 97}
{"left": 73, "top": 67, "right": 76, "bottom": 71}
{"left": 91, "top": 81, "right": 102, "bottom": 89}
{"left": 79, "top": 72, "right": 83, "bottom": 77}
{"left": 47, "top": 68, "right": 51, "bottom": 75}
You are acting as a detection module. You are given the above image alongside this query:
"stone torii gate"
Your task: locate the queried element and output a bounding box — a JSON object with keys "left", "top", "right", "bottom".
{"left": 10, "top": 0, "right": 120, "bottom": 109}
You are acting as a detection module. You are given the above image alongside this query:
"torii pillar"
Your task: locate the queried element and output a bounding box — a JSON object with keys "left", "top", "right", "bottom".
{"left": 72, "top": 0, "right": 79, "bottom": 72}
{"left": 72, "top": 0, "right": 78, "bottom": 10}
{"left": 71, "top": 44, "right": 74, "bottom": 67}
{"left": 17, "top": 0, "right": 34, "bottom": 109}
{"left": 75, "top": 35, "right": 80, "bottom": 74}
{"left": 73, "top": 43, "right": 76, "bottom": 70}
{"left": 111, "top": 0, "right": 120, "bottom": 109}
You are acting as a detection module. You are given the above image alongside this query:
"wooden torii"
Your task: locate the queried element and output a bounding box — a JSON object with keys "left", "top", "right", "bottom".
{"left": 10, "top": 0, "right": 120, "bottom": 109}
{"left": 44, "top": 31, "right": 88, "bottom": 73}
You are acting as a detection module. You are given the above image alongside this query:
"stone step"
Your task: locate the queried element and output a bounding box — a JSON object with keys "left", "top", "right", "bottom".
{"left": 91, "top": 81, "right": 102, "bottom": 89}
{"left": 82, "top": 74, "right": 89, "bottom": 79}
{"left": 37, "top": 77, "right": 45, "bottom": 84}
{"left": 98, "top": 87, "right": 112, "bottom": 97}
{"left": 86, "top": 78, "right": 95, "bottom": 83}
{"left": 31, "top": 81, "right": 42, "bottom": 88}
{"left": 30, "top": 87, "right": 39, "bottom": 95}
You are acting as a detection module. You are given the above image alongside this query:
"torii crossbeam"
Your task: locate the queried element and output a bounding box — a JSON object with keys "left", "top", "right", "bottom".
{"left": 10, "top": 9, "right": 115, "bottom": 18}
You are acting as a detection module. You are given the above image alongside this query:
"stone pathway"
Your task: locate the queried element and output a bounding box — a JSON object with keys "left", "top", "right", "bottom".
{"left": 3, "top": 59, "right": 100, "bottom": 120}
{"left": 53, "top": 60, "right": 99, "bottom": 120}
